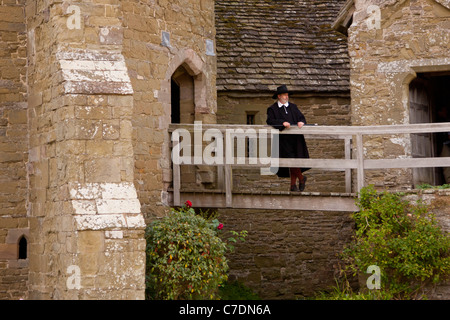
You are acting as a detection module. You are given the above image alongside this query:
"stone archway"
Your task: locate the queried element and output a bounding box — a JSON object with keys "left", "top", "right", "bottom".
{"left": 160, "top": 48, "right": 208, "bottom": 126}
{"left": 171, "top": 65, "right": 195, "bottom": 124}
{"left": 160, "top": 49, "right": 210, "bottom": 202}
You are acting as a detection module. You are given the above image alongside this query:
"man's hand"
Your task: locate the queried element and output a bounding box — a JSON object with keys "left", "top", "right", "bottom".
{"left": 297, "top": 122, "right": 305, "bottom": 128}
{"left": 283, "top": 122, "right": 291, "bottom": 128}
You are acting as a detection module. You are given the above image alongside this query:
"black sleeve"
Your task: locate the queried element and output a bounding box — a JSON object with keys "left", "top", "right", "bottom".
{"left": 293, "top": 105, "right": 307, "bottom": 125}
{"left": 266, "top": 106, "right": 286, "bottom": 131}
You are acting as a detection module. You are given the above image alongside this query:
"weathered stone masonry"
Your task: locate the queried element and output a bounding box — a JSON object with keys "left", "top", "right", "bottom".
{"left": 1, "top": 0, "right": 217, "bottom": 300}
{"left": 347, "top": 0, "right": 450, "bottom": 189}
{"left": 25, "top": 0, "right": 146, "bottom": 300}
{"left": 0, "top": 0, "right": 29, "bottom": 300}
{"left": 1, "top": 0, "right": 449, "bottom": 300}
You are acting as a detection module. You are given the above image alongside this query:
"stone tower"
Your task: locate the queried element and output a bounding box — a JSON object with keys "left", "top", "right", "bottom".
{"left": 335, "top": 0, "right": 450, "bottom": 189}
{"left": 0, "top": 0, "right": 216, "bottom": 299}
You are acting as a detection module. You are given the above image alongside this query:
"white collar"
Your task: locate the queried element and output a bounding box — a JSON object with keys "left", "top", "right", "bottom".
{"left": 278, "top": 101, "right": 289, "bottom": 108}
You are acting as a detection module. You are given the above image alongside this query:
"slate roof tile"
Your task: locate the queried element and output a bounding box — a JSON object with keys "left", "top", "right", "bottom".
{"left": 215, "top": 0, "right": 350, "bottom": 93}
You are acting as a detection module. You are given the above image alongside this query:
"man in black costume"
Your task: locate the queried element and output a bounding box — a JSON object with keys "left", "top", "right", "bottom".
{"left": 267, "top": 85, "right": 310, "bottom": 191}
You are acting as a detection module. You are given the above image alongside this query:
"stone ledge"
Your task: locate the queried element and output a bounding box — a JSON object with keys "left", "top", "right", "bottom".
{"left": 74, "top": 213, "right": 145, "bottom": 231}
{"left": 70, "top": 182, "right": 145, "bottom": 230}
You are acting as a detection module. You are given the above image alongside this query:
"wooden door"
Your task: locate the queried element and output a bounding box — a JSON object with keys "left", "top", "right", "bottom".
{"left": 409, "top": 78, "right": 434, "bottom": 186}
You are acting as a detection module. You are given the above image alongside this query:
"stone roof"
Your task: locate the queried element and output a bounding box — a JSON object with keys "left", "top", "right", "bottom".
{"left": 215, "top": 0, "right": 350, "bottom": 94}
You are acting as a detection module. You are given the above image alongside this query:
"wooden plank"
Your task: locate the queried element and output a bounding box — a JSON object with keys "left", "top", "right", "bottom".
{"left": 364, "top": 157, "right": 450, "bottom": 169}
{"left": 172, "top": 192, "right": 359, "bottom": 212}
{"left": 183, "top": 157, "right": 357, "bottom": 169}
{"left": 169, "top": 122, "right": 450, "bottom": 136}
{"left": 277, "top": 158, "right": 357, "bottom": 169}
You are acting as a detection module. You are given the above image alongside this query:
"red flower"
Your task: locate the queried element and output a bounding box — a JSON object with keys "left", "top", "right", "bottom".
{"left": 217, "top": 223, "right": 224, "bottom": 230}
{"left": 185, "top": 200, "right": 192, "bottom": 208}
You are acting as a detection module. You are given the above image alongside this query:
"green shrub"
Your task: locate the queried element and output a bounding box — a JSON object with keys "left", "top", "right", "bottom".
{"left": 219, "top": 280, "right": 260, "bottom": 300}
{"left": 417, "top": 183, "right": 450, "bottom": 189}
{"left": 341, "top": 185, "right": 450, "bottom": 299}
{"left": 145, "top": 202, "right": 229, "bottom": 300}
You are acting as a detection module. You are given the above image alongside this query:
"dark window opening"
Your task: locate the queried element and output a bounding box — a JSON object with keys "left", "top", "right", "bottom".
{"left": 171, "top": 78, "right": 180, "bottom": 124}
{"left": 171, "top": 65, "right": 195, "bottom": 124}
{"left": 247, "top": 113, "right": 256, "bottom": 125}
{"left": 18, "top": 236, "right": 27, "bottom": 260}
{"left": 409, "top": 72, "right": 450, "bottom": 186}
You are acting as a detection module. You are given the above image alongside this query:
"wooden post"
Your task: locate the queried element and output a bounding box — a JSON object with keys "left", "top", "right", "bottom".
{"left": 344, "top": 136, "right": 352, "bottom": 193}
{"left": 173, "top": 163, "right": 181, "bottom": 206}
{"left": 172, "top": 132, "right": 181, "bottom": 206}
{"left": 217, "top": 165, "right": 224, "bottom": 191}
{"left": 356, "top": 133, "right": 365, "bottom": 194}
{"left": 224, "top": 164, "right": 232, "bottom": 208}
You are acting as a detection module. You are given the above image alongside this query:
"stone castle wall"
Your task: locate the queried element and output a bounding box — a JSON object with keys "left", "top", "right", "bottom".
{"left": 25, "top": 0, "right": 146, "bottom": 300}
{"left": 218, "top": 208, "right": 355, "bottom": 299}
{"left": 0, "top": 0, "right": 28, "bottom": 300}
{"left": 121, "top": 0, "right": 217, "bottom": 221}
{"left": 1, "top": 0, "right": 448, "bottom": 300}
{"left": 0, "top": 0, "right": 217, "bottom": 300}
{"left": 348, "top": 0, "right": 450, "bottom": 189}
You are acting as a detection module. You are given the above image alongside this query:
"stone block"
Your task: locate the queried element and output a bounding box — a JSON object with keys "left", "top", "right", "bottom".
{"left": 99, "top": 182, "right": 138, "bottom": 199}
{"left": 79, "top": 252, "right": 99, "bottom": 275}
{"left": 75, "top": 105, "right": 111, "bottom": 120}
{"left": 0, "top": 243, "right": 17, "bottom": 259}
{"left": 125, "top": 214, "right": 146, "bottom": 228}
{"left": 74, "top": 214, "right": 126, "bottom": 231}
{"left": 69, "top": 183, "right": 101, "bottom": 200}
{"left": 102, "top": 120, "right": 120, "bottom": 140}
{"left": 99, "top": 26, "right": 123, "bottom": 45}
{"left": 7, "top": 109, "right": 27, "bottom": 124}
{"left": 96, "top": 199, "right": 141, "bottom": 214}
{"left": 84, "top": 158, "right": 121, "bottom": 183}
{"left": 72, "top": 200, "right": 97, "bottom": 215}
{"left": 85, "top": 140, "right": 114, "bottom": 156}
{"left": 105, "top": 230, "right": 123, "bottom": 239}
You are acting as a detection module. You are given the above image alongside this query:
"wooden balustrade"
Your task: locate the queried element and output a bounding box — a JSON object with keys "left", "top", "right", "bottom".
{"left": 169, "top": 122, "right": 450, "bottom": 208}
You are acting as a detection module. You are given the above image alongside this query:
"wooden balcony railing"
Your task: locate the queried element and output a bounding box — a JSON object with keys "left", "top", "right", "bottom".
{"left": 169, "top": 122, "right": 450, "bottom": 208}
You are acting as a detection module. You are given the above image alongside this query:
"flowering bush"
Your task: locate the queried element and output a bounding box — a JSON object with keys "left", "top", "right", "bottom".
{"left": 145, "top": 201, "right": 246, "bottom": 300}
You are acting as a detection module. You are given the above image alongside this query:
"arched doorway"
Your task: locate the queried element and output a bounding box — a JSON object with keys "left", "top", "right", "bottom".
{"left": 171, "top": 65, "right": 195, "bottom": 124}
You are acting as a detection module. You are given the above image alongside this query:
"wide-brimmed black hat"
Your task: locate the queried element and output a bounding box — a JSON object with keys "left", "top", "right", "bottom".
{"left": 272, "top": 85, "right": 292, "bottom": 99}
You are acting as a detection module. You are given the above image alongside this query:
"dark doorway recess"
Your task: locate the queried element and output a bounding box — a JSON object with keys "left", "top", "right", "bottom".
{"left": 409, "top": 72, "right": 450, "bottom": 186}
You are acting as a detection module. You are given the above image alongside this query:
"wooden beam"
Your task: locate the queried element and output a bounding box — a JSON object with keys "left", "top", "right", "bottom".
{"left": 364, "top": 157, "right": 450, "bottom": 169}
{"left": 169, "top": 191, "right": 359, "bottom": 212}
{"left": 169, "top": 122, "right": 450, "bottom": 135}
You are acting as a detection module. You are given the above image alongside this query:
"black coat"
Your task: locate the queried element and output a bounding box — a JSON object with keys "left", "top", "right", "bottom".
{"left": 266, "top": 102, "right": 310, "bottom": 177}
